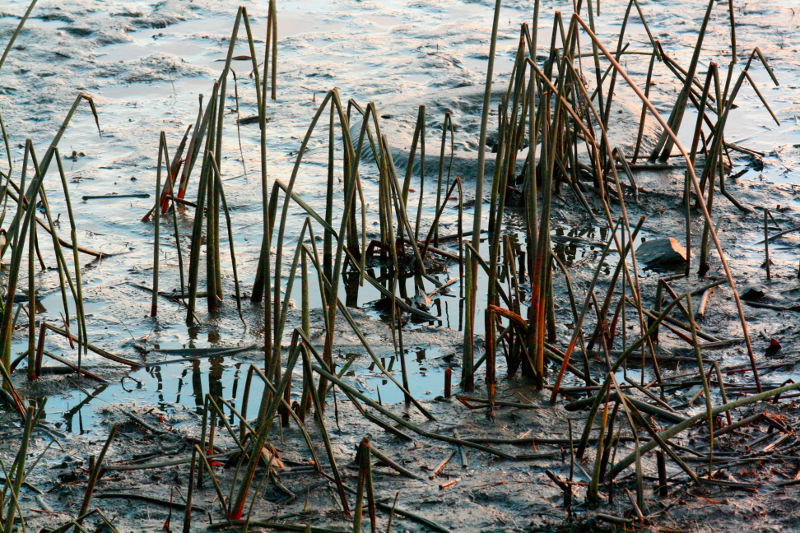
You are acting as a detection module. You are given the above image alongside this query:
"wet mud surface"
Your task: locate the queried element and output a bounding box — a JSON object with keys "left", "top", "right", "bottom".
{"left": 2, "top": 0, "right": 800, "bottom": 531}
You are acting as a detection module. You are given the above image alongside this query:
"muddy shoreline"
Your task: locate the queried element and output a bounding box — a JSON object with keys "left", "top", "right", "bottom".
{"left": 4, "top": 122, "right": 800, "bottom": 531}
{"left": 2, "top": 1, "right": 800, "bottom": 532}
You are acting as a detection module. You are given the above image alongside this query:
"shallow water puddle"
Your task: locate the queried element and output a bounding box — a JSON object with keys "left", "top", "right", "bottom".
{"left": 42, "top": 357, "right": 265, "bottom": 435}
{"left": 41, "top": 345, "right": 450, "bottom": 435}
{"left": 359, "top": 345, "right": 453, "bottom": 405}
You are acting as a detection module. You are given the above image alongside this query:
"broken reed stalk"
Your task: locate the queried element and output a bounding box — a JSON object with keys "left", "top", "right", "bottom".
{"left": 229, "top": 333, "right": 305, "bottom": 520}
{"left": 572, "top": 13, "right": 762, "bottom": 391}
{"left": 433, "top": 112, "right": 454, "bottom": 247}
{"left": 1, "top": 95, "right": 99, "bottom": 381}
{"left": 684, "top": 289, "right": 714, "bottom": 476}
{"left": 607, "top": 378, "right": 648, "bottom": 509}
{"left": 151, "top": 132, "right": 169, "bottom": 317}
{"left": 299, "top": 341, "right": 351, "bottom": 516}
{"left": 236, "top": 1, "right": 278, "bottom": 376}
{"left": 53, "top": 150, "right": 88, "bottom": 357}
{"left": 185, "top": 82, "right": 219, "bottom": 321}
{"left": 354, "top": 437, "right": 377, "bottom": 533}
{"left": 421, "top": 174, "right": 462, "bottom": 260}
{"left": 649, "top": 0, "right": 715, "bottom": 162}
{"left": 379, "top": 133, "right": 411, "bottom": 407}
{"left": 170, "top": 192, "right": 186, "bottom": 296}
{"left": 764, "top": 208, "right": 771, "bottom": 280}
{"left": 210, "top": 155, "right": 244, "bottom": 321}
{"left": 207, "top": 129, "right": 222, "bottom": 315}
{"left": 0, "top": 0, "right": 38, "bottom": 73}
{"left": 409, "top": 106, "right": 427, "bottom": 241}
{"left": 33, "top": 321, "right": 46, "bottom": 379}
{"left": 181, "top": 6, "right": 269, "bottom": 322}
{"left": 27, "top": 144, "right": 89, "bottom": 367}
{"left": 587, "top": 395, "right": 611, "bottom": 505}
{"left": 78, "top": 424, "right": 118, "bottom": 522}
{"left": 692, "top": 62, "right": 718, "bottom": 274}
{"left": 611, "top": 380, "right": 800, "bottom": 478}
{"left": 464, "top": 0, "right": 503, "bottom": 392}
{"left": 26, "top": 212, "right": 36, "bottom": 382}
{"left": 293, "top": 227, "right": 432, "bottom": 419}
{"left": 182, "top": 447, "right": 198, "bottom": 533}
{"left": 2, "top": 404, "right": 35, "bottom": 531}
{"left": 549, "top": 219, "right": 633, "bottom": 402}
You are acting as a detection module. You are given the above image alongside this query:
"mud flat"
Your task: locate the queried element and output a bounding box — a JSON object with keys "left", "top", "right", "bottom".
{"left": 3, "top": 108, "right": 800, "bottom": 531}
{"left": 2, "top": 0, "right": 800, "bottom": 532}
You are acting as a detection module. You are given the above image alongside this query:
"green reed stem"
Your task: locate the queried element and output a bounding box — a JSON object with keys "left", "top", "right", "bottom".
{"left": 464, "top": 0, "right": 503, "bottom": 391}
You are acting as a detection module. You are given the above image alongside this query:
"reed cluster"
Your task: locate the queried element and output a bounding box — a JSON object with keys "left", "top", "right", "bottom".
{"left": 0, "top": 0, "right": 794, "bottom": 531}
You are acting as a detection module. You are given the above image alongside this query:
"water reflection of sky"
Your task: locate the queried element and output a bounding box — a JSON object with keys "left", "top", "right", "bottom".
{"left": 44, "top": 344, "right": 454, "bottom": 434}
{"left": 45, "top": 358, "right": 260, "bottom": 435}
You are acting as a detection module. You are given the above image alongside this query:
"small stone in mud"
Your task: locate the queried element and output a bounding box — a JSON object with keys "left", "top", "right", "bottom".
{"left": 636, "top": 238, "right": 687, "bottom": 268}
{"left": 766, "top": 338, "right": 781, "bottom": 357}
{"left": 740, "top": 284, "right": 767, "bottom": 302}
